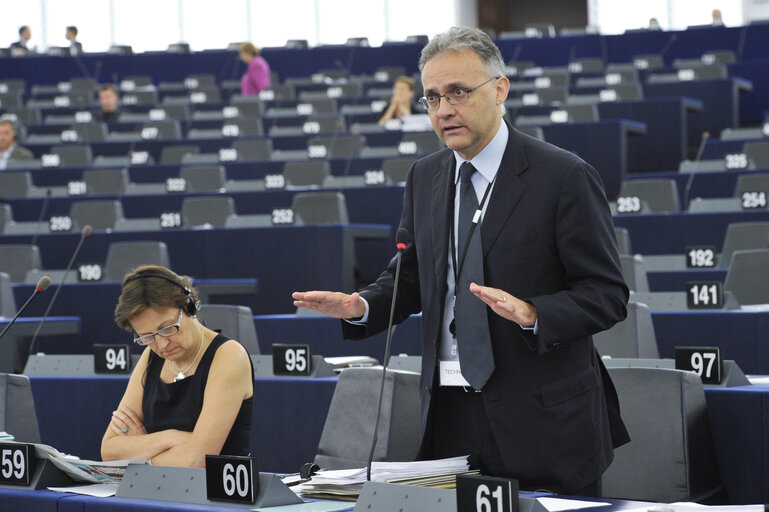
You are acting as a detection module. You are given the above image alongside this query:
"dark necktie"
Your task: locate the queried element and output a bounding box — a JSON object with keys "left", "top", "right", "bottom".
{"left": 454, "top": 162, "right": 495, "bottom": 389}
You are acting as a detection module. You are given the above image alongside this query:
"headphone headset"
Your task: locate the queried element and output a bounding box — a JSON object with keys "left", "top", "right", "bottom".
{"left": 124, "top": 271, "right": 201, "bottom": 317}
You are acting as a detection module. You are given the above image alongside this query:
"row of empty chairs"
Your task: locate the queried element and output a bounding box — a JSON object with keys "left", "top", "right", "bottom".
{"left": 0, "top": 191, "right": 352, "bottom": 236}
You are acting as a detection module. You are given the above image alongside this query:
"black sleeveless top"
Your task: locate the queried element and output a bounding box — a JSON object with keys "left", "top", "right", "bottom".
{"left": 143, "top": 333, "right": 254, "bottom": 456}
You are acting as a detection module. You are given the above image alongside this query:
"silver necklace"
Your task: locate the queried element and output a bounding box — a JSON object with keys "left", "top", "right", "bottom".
{"left": 170, "top": 325, "right": 204, "bottom": 382}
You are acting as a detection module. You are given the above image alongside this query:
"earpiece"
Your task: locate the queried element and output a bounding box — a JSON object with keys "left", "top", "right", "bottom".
{"left": 124, "top": 271, "right": 200, "bottom": 316}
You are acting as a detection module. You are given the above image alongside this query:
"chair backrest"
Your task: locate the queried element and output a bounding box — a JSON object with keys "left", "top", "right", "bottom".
{"left": 0, "top": 272, "right": 16, "bottom": 317}
{"left": 180, "top": 166, "right": 227, "bottom": 192}
{"left": 620, "top": 179, "right": 680, "bottom": 213}
{"left": 724, "top": 249, "right": 769, "bottom": 305}
{"left": 104, "top": 241, "right": 171, "bottom": 281}
{"left": 720, "top": 222, "right": 769, "bottom": 268}
{"left": 564, "top": 104, "right": 599, "bottom": 122}
{"left": 0, "top": 374, "right": 41, "bottom": 443}
{"left": 744, "top": 141, "right": 769, "bottom": 169}
{"left": 160, "top": 144, "right": 200, "bottom": 164}
{"left": 382, "top": 158, "right": 415, "bottom": 184}
{"left": 197, "top": 304, "right": 260, "bottom": 354}
{"left": 221, "top": 118, "right": 263, "bottom": 137}
{"left": 401, "top": 132, "right": 444, "bottom": 155}
{"left": 620, "top": 254, "right": 649, "bottom": 292}
{"left": 292, "top": 192, "right": 349, "bottom": 225}
{"left": 283, "top": 160, "right": 330, "bottom": 187}
{"left": 614, "top": 227, "right": 632, "bottom": 255}
{"left": 83, "top": 168, "right": 129, "bottom": 195}
{"left": 0, "top": 203, "right": 12, "bottom": 232}
{"left": 72, "top": 122, "right": 106, "bottom": 142}
{"left": 603, "top": 367, "right": 721, "bottom": 502}
{"left": 181, "top": 196, "right": 235, "bottom": 227}
{"left": 314, "top": 368, "right": 421, "bottom": 469}
{"left": 142, "top": 120, "right": 182, "bottom": 140}
{"left": 308, "top": 135, "right": 364, "bottom": 158}
{"left": 51, "top": 144, "right": 93, "bottom": 167}
{"left": 734, "top": 172, "right": 769, "bottom": 196}
{"left": 70, "top": 200, "right": 124, "bottom": 231}
{"left": 232, "top": 139, "right": 272, "bottom": 161}
{"left": 0, "top": 245, "right": 42, "bottom": 282}
{"left": 593, "top": 302, "right": 658, "bottom": 358}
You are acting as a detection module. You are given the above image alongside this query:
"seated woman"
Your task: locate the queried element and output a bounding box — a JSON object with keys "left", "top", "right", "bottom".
{"left": 101, "top": 265, "right": 254, "bottom": 467}
{"left": 377, "top": 75, "right": 418, "bottom": 125}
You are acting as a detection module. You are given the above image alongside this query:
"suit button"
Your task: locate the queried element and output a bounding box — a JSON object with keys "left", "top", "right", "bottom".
{"left": 432, "top": 338, "right": 437, "bottom": 346}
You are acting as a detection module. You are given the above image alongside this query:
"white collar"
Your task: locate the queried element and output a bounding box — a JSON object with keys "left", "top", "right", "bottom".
{"left": 453, "top": 120, "right": 508, "bottom": 184}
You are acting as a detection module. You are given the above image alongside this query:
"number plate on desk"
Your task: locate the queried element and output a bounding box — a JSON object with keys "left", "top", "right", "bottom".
{"left": 675, "top": 346, "right": 722, "bottom": 384}
{"left": 457, "top": 474, "right": 518, "bottom": 512}
{"left": 93, "top": 344, "right": 131, "bottom": 374}
{"left": 272, "top": 344, "right": 312, "bottom": 375}
{"left": 205, "top": 455, "right": 258, "bottom": 504}
{"left": 685, "top": 246, "right": 716, "bottom": 268}
{"left": 0, "top": 443, "right": 35, "bottom": 486}
{"left": 686, "top": 281, "right": 724, "bottom": 309}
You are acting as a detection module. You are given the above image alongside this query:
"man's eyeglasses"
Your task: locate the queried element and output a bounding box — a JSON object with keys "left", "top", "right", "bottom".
{"left": 133, "top": 308, "right": 183, "bottom": 346}
{"left": 418, "top": 76, "right": 499, "bottom": 110}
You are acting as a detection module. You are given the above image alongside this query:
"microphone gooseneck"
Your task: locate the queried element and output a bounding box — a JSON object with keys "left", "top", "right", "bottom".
{"left": 366, "top": 228, "right": 412, "bottom": 481}
{"left": 0, "top": 276, "right": 52, "bottom": 341}
{"left": 28, "top": 225, "right": 92, "bottom": 355}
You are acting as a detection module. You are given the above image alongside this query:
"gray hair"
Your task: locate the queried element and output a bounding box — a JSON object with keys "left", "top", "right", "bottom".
{"left": 419, "top": 26, "right": 506, "bottom": 78}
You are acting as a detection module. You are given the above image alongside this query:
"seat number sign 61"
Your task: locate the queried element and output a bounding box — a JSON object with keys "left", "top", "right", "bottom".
{"left": 0, "top": 443, "right": 34, "bottom": 486}
{"left": 272, "top": 344, "right": 312, "bottom": 376}
{"left": 457, "top": 474, "right": 518, "bottom": 512}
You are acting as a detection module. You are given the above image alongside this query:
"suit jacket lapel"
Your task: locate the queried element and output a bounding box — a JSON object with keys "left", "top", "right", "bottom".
{"left": 431, "top": 151, "right": 454, "bottom": 299}
{"left": 481, "top": 125, "right": 530, "bottom": 258}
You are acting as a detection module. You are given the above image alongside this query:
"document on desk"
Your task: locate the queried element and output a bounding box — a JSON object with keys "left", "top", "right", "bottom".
{"left": 295, "top": 455, "right": 473, "bottom": 499}
{"left": 48, "top": 483, "right": 119, "bottom": 497}
{"left": 537, "top": 497, "right": 610, "bottom": 511}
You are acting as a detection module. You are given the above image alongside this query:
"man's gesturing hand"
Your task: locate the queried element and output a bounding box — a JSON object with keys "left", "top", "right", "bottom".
{"left": 292, "top": 290, "right": 366, "bottom": 319}
{"left": 469, "top": 282, "right": 537, "bottom": 327}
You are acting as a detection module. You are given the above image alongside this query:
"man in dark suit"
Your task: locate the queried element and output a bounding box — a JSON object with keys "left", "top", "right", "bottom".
{"left": 293, "top": 26, "right": 629, "bottom": 496}
{"left": 10, "top": 26, "right": 34, "bottom": 57}
{"left": 66, "top": 26, "right": 83, "bottom": 55}
{"left": 0, "top": 120, "right": 34, "bottom": 170}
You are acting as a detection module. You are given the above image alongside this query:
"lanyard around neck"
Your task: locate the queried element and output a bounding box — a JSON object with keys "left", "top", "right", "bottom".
{"left": 449, "top": 169, "right": 495, "bottom": 288}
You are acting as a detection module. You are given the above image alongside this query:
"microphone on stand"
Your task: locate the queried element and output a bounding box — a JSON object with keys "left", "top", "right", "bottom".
{"left": 31, "top": 189, "right": 52, "bottom": 248}
{"left": 366, "top": 227, "right": 412, "bottom": 481}
{"left": 28, "top": 225, "right": 92, "bottom": 355}
{"left": 683, "top": 131, "right": 710, "bottom": 209}
{"left": 0, "top": 276, "right": 52, "bottom": 342}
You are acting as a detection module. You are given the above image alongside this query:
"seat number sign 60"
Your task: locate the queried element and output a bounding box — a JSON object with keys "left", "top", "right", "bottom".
{"left": 457, "top": 474, "right": 518, "bottom": 512}
{"left": 272, "top": 344, "right": 312, "bottom": 376}
{"left": 675, "top": 347, "right": 722, "bottom": 384}
{"left": 93, "top": 344, "right": 131, "bottom": 374}
{"left": 0, "top": 443, "right": 34, "bottom": 486}
{"left": 205, "top": 455, "right": 258, "bottom": 504}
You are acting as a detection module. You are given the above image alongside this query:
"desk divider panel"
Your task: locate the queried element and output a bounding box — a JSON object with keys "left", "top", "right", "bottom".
{"left": 353, "top": 481, "right": 550, "bottom": 512}
{"left": 117, "top": 464, "right": 303, "bottom": 508}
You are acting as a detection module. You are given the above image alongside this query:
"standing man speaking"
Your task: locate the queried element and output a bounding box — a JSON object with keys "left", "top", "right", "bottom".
{"left": 293, "top": 27, "right": 629, "bottom": 496}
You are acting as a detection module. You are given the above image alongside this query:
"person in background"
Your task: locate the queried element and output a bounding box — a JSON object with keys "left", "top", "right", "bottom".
{"left": 378, "top": 75, "right": 418, "bottom": 126}
{"left": 712, "top": 9, "right": 724, "bottom": 26}
{"left": 10, "top": 26, "right": 34, "bottom": 57}
{"left": 66, "top": 26, "right": 82, "bottom": 55}
{"left": 648, "top": 17, "right": 661, "bottom": 30}
{"left": 101, "top": 266, "right": 254, "bottom": 468}
{"left": 0, "top": 120, "right": 34, "bottom": 170}
{"left": 93, "top": 84, "right": 121, "bottom": 122}
{"left": 238, "top": 42, "right": 271, "bottom": 95}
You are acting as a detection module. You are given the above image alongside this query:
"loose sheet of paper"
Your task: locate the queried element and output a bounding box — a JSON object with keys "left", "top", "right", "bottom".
{"left": 48, "top": 483, "right": 119, "bottom": 497}
{"left": 537, "top": 497, "right": 611, "bottom": 511}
